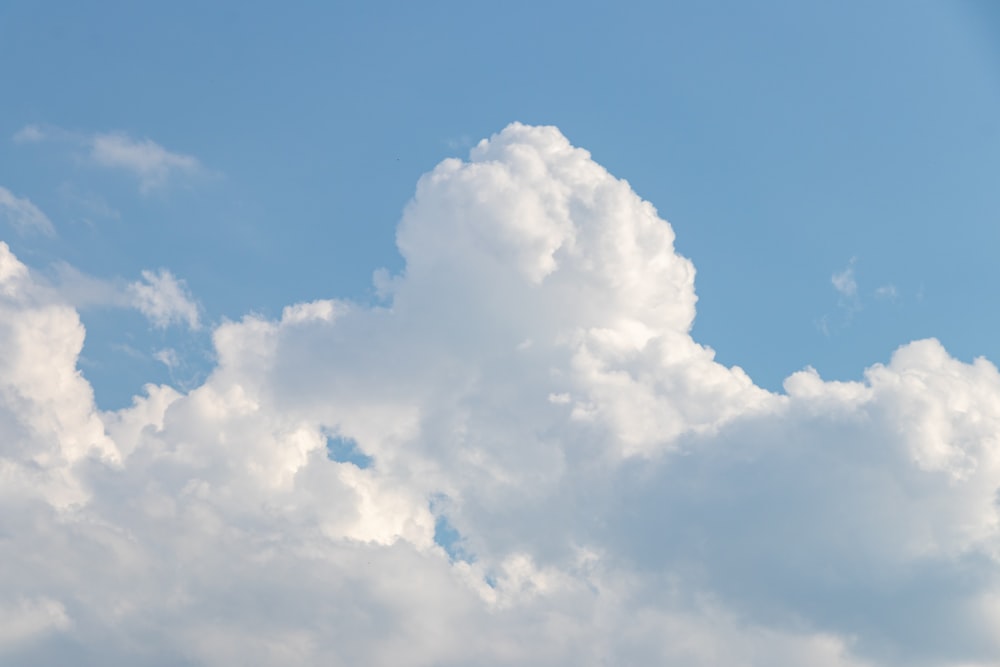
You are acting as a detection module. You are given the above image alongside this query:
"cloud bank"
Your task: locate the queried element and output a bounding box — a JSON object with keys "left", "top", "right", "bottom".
{"left": 1, "top": 124, "right": 999, "bottom": 666}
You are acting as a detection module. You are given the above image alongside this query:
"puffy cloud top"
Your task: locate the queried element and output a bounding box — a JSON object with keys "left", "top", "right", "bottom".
{"left": 1, "top": 125, "right": 999, "bottom": 666}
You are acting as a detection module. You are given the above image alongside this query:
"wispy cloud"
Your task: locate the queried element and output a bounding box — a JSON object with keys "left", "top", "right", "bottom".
{"left": 89, "top": 132, "right": 201, "bottom": 193}
{"left": 874, "top": 284, "right": 897, "bottom": 300}
{"left": 13, "top": 124, "right": 206, "bottom": 193}
{"left": 153, "top": 347, "right": 180, "bottom": 370}
{"left": 45, "top": 262, "right": 202, "bottom": 334}
{"left": 0, "top": 186, "right": 56, "bottom": 236}
{"left": 831, "top": 260, "right": 858, "bottom": 300}
{"left": 127, "top": 269, "right": 200, "bottom": 329}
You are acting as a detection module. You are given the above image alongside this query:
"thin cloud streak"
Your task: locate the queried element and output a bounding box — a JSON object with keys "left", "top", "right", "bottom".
{"left": 0, "top": 186, "right": 56, "bottom": 236}
{"left": 13, "top": 124, "right": 206, "bottom": 193}
{"left": 89, "top": 132, "right": 201, "bottom": 193}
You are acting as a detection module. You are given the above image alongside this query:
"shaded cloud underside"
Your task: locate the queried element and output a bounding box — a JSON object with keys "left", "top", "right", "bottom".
{"left": 1, "top": 124, "right": 999, "bottom": 666}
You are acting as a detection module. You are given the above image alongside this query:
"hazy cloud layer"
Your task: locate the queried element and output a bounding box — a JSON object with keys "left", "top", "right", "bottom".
{"left": 1, "top": 125, "right": 998, "bottom": 666}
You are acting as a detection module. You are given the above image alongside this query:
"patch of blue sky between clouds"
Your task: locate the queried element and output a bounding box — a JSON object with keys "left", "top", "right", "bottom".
{"left": 429, "top": 494, "right": 473, "bottom": 564}
{"left": 433, "top": 515, "right": 469, "bottom": 564}
{"left": 324, "top": 434, "right": 374, "bottom": 470}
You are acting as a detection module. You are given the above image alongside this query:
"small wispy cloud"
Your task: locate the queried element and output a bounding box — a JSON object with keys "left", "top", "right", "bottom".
{"left": 831, "top": 261, "right": 857, "bottom": 299}
{"left": 12, "top": 124, "right": 47, "bottom": 144}
{"left": 817, "top": 258, "right": 862, "bottom": 336}
{"left": 874, "top": 284, "right": 898, "bottom": 300}
{"left": 0, "top": 186, "right": 56, "bottom": 237}
{"left": 831, "top": 258, "right": 863, "bottom": 315}
{"left": 13, "top": 124, "right": 206, "bottom": 193}
{"left": 89, "top": 132, "right": 201, "bottom": 193}
{"left": 127, "top": 269, "right": 201, "bottom": 330}
{"left": 154, "top": 347, "right": 180, "bottom": 370}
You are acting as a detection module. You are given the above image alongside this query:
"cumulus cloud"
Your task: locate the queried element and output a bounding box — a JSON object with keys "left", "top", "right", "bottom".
{"left": 1, "top": 124, "right": 999, "bottom": 666}
{"left": 127, "top": 268, "right": 200, "bottom": 329}
{"left": 0, "top": 186, "right": 55, "bottom": 236}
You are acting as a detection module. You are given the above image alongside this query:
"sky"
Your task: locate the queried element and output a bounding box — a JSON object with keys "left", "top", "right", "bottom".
{"left": 2, "top": 2, "right": 1000, "bottom": 665}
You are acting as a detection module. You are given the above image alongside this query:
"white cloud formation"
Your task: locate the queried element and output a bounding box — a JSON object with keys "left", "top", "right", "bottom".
{"left": 1, "top": 124, "right": 999, "bottom": 666}
{"left": 127, "top": 268, "right": 200, "bottom": 329}
{"left": 44, "top": 262, "right": 201, "bottom": 335}
{"left": 0, "top": 186, "right": 56, "bottom": 236}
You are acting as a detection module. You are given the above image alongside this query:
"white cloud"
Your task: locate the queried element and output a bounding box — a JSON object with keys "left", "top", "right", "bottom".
{"left": 127, "top": 268, "right": 200, "bottom": 329}
{"left": 875, "top": 284, "right": 898, "bottom": 299}
{"left": 0, "top": 125, "right": 999, "bottom": 666}
{"left": 12, "top": 124, "right": 46, "bottom": 143}
{"left": 154, "top": 347, "right": 180, "bottom": 369}
{"left": 0, "top": 186, "right": 55, "bottom": 236}
{"left": 832, "top": 260, "right": 858, "bottom": 298}
{"left": 45, "top": 263, "right": 201, "bottom": 334}
{"left": 13, "top": 124, "right": 204, "bottom": 193}
{"left": 89, "top": 132, "right": 201, "bottom": 192}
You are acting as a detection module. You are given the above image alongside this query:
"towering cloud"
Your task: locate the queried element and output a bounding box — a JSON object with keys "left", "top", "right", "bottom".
{"left": 1, "top": 124, "right": 998, "bottom": 666}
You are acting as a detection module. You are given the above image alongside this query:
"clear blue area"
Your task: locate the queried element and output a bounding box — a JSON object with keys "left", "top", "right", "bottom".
{"left": 325, "top": 435, "right": 374, "bottom": 470}
{"left": 429, "top": 493, "right": 470, "bottom": 562}
{"left": 1, "top": 1, "right": 998, "bottom": 406}
{"left": 433, "top": 515, "right": 466, "bottom": 563}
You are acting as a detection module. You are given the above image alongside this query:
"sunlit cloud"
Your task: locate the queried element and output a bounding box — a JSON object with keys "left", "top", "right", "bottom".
{"left": 1, "top": 126, "right": 998, "bottom": 666}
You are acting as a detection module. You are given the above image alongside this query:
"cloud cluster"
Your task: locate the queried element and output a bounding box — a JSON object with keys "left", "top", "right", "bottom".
{"left": 1, "top": 124, "right": 999, "bottom": 666}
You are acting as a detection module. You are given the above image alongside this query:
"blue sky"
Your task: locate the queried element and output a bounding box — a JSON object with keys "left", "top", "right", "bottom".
{"left": 3, "top": 1, "right": 999, "bottom": 406}
{"left": 3, "top": 3, "right": 1000, "bottom": 665}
